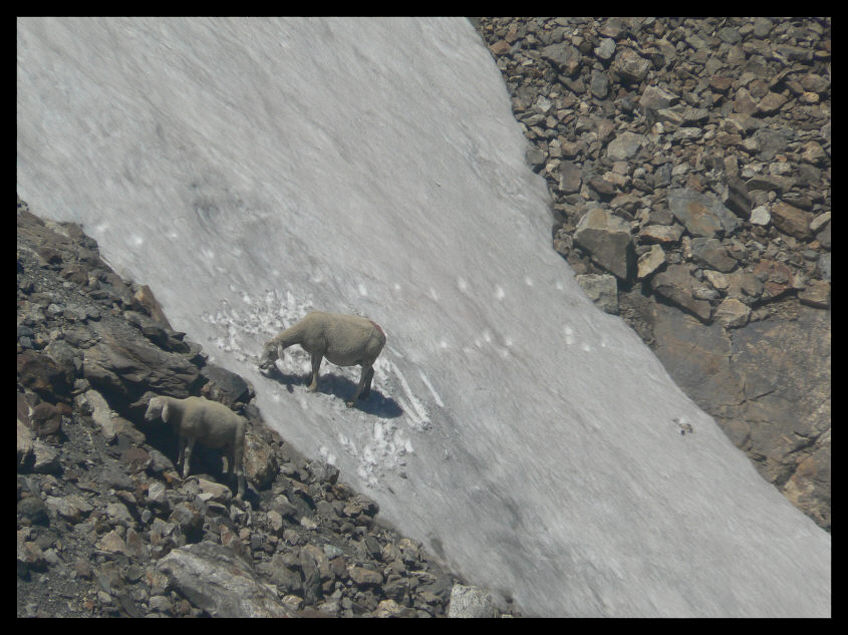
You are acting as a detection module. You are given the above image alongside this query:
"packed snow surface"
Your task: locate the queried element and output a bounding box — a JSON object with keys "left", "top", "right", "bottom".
{"left": 18, "top": 17, "right": 830, "bottom": 617}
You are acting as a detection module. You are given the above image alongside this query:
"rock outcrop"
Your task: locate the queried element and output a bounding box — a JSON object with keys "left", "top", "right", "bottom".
{"left": 472, "top": 17, "right": 830, "bottom": 530}
{"left": 16, "top": 199, "right": 516, "bottom": 618}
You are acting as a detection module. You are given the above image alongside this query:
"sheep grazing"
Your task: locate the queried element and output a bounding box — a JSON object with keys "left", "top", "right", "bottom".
{"left": 144, "top": 395, "right": 247, "bottom": 499}
{"left": 259, "top": 311, "right": 386, "bottom": 407}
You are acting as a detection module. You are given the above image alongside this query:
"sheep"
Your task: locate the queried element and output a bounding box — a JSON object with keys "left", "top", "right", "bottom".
{"left": 144, "top": 395, "right": 247, "bottom": 499}
{"left": 259, "top": 311, "right": 386, "bottom": 407}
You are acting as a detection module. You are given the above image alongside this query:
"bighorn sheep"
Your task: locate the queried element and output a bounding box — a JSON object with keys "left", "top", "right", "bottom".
{"left": 144, "top": 395, "right": 247, "bottom": 499}
{"left": 259, "top": 311, "right": 386, "bottom": 407}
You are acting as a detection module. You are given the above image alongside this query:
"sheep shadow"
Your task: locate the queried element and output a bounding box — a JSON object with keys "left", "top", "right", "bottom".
{"left": 262, "top": 367, "right": 403, "bottom": 418}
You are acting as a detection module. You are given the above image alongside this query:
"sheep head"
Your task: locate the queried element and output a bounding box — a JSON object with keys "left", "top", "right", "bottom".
{"left": 258, "top": 343, "right": 281, "bottom": 373}
{"left": 144, "top": 396, "right": 170, "bottom": 422}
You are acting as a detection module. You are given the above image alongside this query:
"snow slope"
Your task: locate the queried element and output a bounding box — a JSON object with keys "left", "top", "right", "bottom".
{"left": 17, "top": 17, "right": 830, "bottom": 617}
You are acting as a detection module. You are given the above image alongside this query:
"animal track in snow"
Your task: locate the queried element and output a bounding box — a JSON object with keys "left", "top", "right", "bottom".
{"left": 200, "top": 287, "right": 315, "bottom": 363}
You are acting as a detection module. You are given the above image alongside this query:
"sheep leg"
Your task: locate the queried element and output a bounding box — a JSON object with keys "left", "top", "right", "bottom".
{"left": 308, "top": 352, "right": 323, "bottom": 392}
{"left": 234, "top": 447, "right": 246, "bottom": 501}
{"left": 347, "top": 365, "right": 373, "bottom": 407}
{"left": 182, "top": 438, "right": 195, "bottom": 478}
{"left": 177, "top": 437, "right": 187, "bottom": 474}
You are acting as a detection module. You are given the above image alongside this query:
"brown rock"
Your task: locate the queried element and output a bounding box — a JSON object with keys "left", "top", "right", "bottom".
{"left": 17, "top": 350, "right": 72, "bottom": 399}
{"left": 348, "top": 565, "right": 383, "bottom": 587}
{"left": 614, "top": 48, "right": 651, "bottom": 83}
{"left": 753, "top": 259, "right": 795, "bottom": 300}
{"left": 690, "top": 238, "right": 738, "bottom": 273}
{"left": 798, "top": 280, "right": 830, "bottom": 308}
{"left": 757, "top": 91, "right": 788, "bottom": 114}
{"left": 488, "top": 40, "right": 510, "bottom": 56}
{"left": 575, "top": 273, "right": 618, "bottom": 314}
{"left": 771, "top": 202, "right": 812, "bottom": 239}
{"left": 639, "top": 224, "right": 684, "bottom": 244}
{"left": 667, "top": 189, "right": 740, "bottom": 238}
{"left": 650, "top": 264, "right": 712, "bottom": 322}
{"left": 733, "top": 87, "right": 758, "bottom": 115}
{"left": 574, "top": 208, "right": 633, "bottom": 280}
{"left": 714, "top": 298, "right": 751, "bottom": 328}
{"left": 709, "top": 75, "right": 733, "bottom": 93}
{"left": 636, "top": 244, "right": 665, "bottom": 280}
{"left": 29, "top": 402, "right": 63, "bottom": 437}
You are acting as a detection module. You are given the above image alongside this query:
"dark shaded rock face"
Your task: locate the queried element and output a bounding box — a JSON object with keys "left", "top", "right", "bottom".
{"left": 473, "top": 17, "right": 830, "bottom": 530}
{"left": 17, "top": 201, "right": 517, "bottom": 618}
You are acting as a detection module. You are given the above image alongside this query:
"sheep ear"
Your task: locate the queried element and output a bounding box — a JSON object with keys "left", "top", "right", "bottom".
{"left": 161, "top": 400, "right": 170, "bottom": 423}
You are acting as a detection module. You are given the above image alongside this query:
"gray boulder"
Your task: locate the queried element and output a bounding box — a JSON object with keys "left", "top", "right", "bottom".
{"left": 157, "top": 541, "right": 294, "bottom": 617}
{"left": 667, "top": 189, "right": 740, "bottom": 238}
{"left": 574, "top": 208, "right": 633, "bottom": 280}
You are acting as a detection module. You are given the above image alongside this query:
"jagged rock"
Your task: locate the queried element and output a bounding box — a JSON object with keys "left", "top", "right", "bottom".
{"left": 783, "top": 431, "right": 830, "bottom": 530}
{"left": 714, "top": 298, "right": 751, "bottom": 328}
{"left": 80, "top": 389, "right": 144, "bottom": 443}
{"left": 540, "top": 42, "right": 581, "bottom": 76}
{"left": 639, "top": 223, "right": 684, "bottom": 245}
{"left": 798, "top": 280, "right": 830, "bottom": 308}
{"left": 725, "top": 270, "right": 764, "bottom": 303}
{"left": 17, "top": 529, "right": 48, "bottom": 578}
{"left": 575, "top": 273, "right": 618, "bottom": 314}
{"left": 375, "top": 598, "right": 416, "bottom": 617}
{"left": 157, "top": 541, "right": 295, "bottom": 617}
{"left": 724, "top": 177, "right": 752, "bottom": 218}
{"left": 750, "top": 206, "right": 771, "bottom": 226}
{"left": 650, "top": 264, "right": 712, "bottom": 322}
{"left": 558, "top": 161, "right": 582, "bottom": 193}
{"left": 690, "top": 238, "right": 738, "bottom": 273}
{"left": 199, "top": 364, "right": 251, "bottom": 405}
{"left": 17, "top": 350, "right": 72, "bottom": 400}
{"left": 131, "top": 284, "right": 173, "bottom": 330}
{"left": 729, "top": 307, "right": 830, "bottom": 529}
{"left": 243, "top": 430, "right": 279, "bottom": 490}
{"left": 27, "top": 439, "right": 61, "bottom": 475}
{"left": 17, "top": 420, "right": 35, "bottom": 469}
{"left": 348, "top": 565, "right": 384, "bottom": 587}
{"left": 770, "top": 201, "right": 812, "bottom": 239}
{"left": 636, "top": 244, "right": 665, "bottom": 280}
{"left": 606, "top": 131, "right": 645, "bottom": 161}
{"left": 574, "top": 208, "right": 633, "bottom": 280}
{"left": 82, "top": 322, "right": 201, "bottom": 400}
{"left": 667, "top": 189, "right": 740, "bottom": 238}
{"left": 30, "top": 402, "right": 64, "bottom": 438}
{"left": 757, "top": 91, "right": 788, "bottom": 115}
{"left": 752, "top": 259, "right": 795, "bottom": 300}
{"left": 638, "top": 85, "right": 678, "bottom": 112}
{"left": 816, "top": 221, "right": 830, "bottom": 250}
{"left": 702, "top": 269, "right": 729, "bottom": 291}
{"left": 613, "top": 48, "right": 651, "bottom": 83}
{"left": 447, "top": 584, "right": 503, "bottom": 618}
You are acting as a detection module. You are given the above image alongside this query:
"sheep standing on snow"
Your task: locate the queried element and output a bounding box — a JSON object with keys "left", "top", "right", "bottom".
{"left": 259, "top": 311, "right": 386, "bottom": 407}
{"left": 144, "top": 395, "right": 247, "bottom": 499}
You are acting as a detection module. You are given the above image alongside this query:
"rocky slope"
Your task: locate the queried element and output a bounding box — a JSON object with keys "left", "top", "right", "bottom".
{"left": 470, "top": 17, "right": 830, "bottom": 530}
{"left": 16, "top": 198, "right": 516, "bottom": 618}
